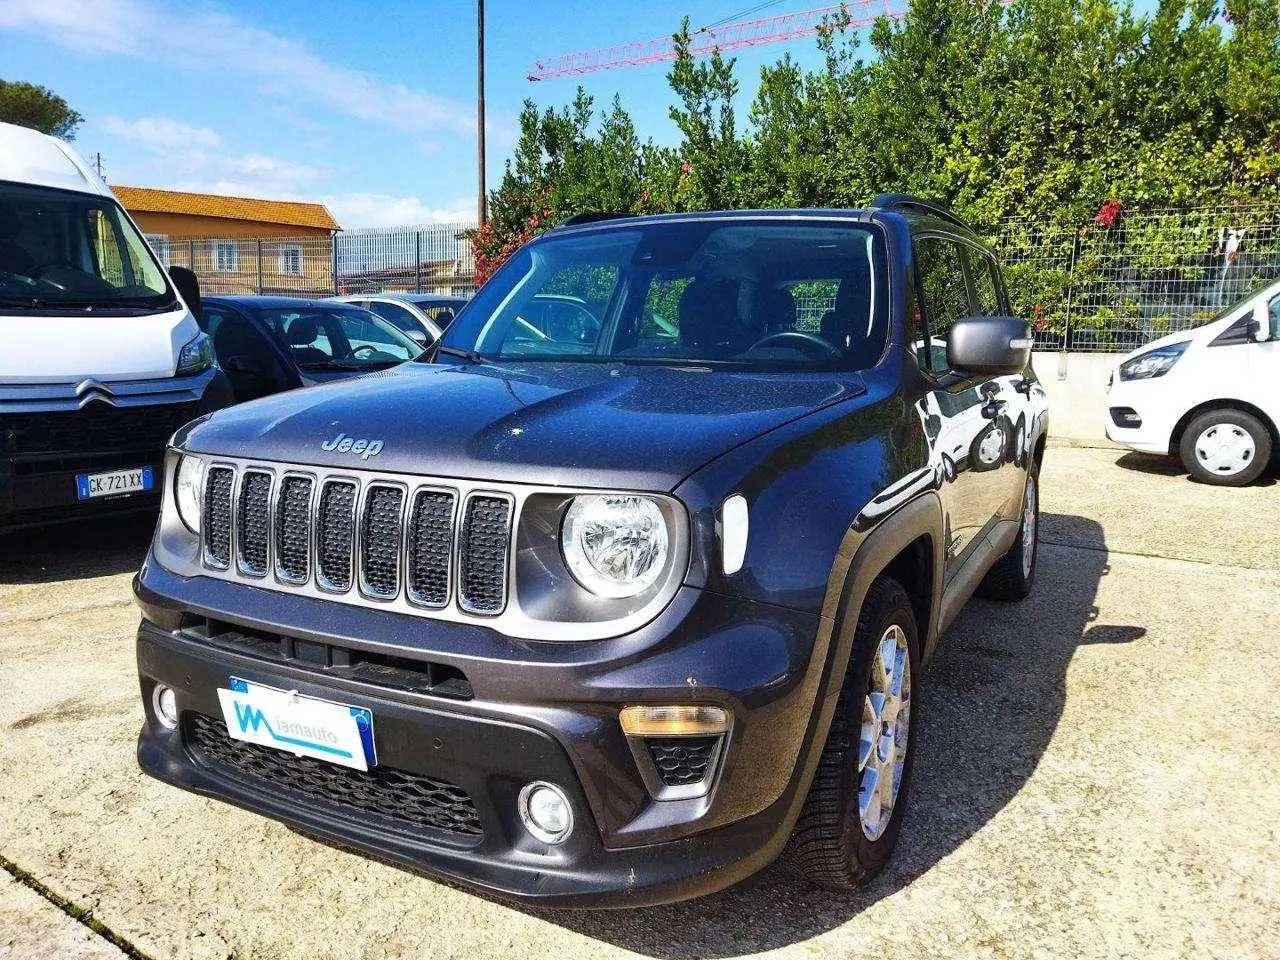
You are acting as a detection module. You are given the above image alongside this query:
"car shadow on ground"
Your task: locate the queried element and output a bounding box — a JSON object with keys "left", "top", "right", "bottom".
{"left": 0, "top": 514, "right": 155, "bottom": 585}
{"left": 529, "top": 513, "right": 1142, "bottom": 958}
{"left": 1114, "top": 451, "right": 1277, "bottom": 487}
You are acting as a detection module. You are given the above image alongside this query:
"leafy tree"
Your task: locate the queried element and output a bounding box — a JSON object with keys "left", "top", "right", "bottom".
{"left": 471, "top": 0, "right": 1280, "bottom": 287}
{"left": 0, "top": 79, "right": 82, "bottom": 139}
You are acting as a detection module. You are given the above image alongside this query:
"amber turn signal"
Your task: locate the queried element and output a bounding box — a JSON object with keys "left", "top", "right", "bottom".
{"left": 619, "top": 704, "right": 731, "bottom": 737}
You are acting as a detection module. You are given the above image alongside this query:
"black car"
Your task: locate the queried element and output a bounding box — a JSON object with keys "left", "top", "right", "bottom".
{"left": 201, "top": 296, "right": 423, "bottom": 403}
{"left": 133, "top": 197, "right": 1049, "bottom": 907}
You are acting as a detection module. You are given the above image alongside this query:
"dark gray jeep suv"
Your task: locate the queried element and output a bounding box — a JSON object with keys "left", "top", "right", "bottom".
{"left": 133, "top": 196, "right": 1049, "bottom": 906}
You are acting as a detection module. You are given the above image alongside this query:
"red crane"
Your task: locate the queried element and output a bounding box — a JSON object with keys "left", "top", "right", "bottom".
{"left": 527, "top": 1, "right": 907, "bottom": 81}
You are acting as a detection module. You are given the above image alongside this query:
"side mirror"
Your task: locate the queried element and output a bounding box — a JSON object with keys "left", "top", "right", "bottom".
{"left": 407, "top": 329, "right": 429, "bottom": 346}
{"left": 169, "top": 265, "right": 202, "bottom": 322}
{"left": 947, "top": 316, "right": 1033, "bottom": 378}
{"left": 1246, "top": 317, "right": 1268, "bottom": 343}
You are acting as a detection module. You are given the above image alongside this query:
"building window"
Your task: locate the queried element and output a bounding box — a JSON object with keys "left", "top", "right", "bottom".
{"left": 213, "top": 241, "right": 238, "bottom": 273}
{"left": 277, "top": 244, "right": 303, "bottom": 277}
{"left": 143, "top": 233, "right": 170, "bottom": 267}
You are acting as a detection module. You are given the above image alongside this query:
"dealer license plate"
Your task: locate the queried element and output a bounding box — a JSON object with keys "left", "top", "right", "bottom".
{"left": 216, "top": 677, "right": 376, "bottom": 771}
{"left": 75, "top": 466, "right": 153, "bottom": 500}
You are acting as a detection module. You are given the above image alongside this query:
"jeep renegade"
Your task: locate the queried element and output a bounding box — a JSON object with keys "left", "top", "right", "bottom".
{"left": 134, "top": 196, "right": 1049, "bottom": 906}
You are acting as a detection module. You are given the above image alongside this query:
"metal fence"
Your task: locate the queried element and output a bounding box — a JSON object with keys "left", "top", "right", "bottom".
{"left": 152, "top": 222, "right": 477, "bottom": 300}
{"left": 157, "top": 207, "right": 1280, "bottom": 354}
{"left": 997, "top": 206, "right": 1280, "bottom": 353}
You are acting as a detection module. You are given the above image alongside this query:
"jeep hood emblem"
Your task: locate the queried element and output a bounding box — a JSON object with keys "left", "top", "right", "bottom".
{"left": 321, "top": 432, "right": 384, "bottom": 460}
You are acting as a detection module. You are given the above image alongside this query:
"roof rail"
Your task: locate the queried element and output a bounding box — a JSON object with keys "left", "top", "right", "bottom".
{"left": 869, "top": 194, "right": 972, "bottom": 231}
{"left": 555, "top": 211, "right": 634, "bottom": 228}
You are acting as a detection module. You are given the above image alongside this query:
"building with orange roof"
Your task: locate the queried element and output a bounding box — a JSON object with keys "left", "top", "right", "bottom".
{"left": 112, "top": 185, "right": 340, "bottom": 296}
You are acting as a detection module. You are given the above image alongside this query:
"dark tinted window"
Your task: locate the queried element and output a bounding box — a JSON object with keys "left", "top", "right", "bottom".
{"left": 367, "top": 300, "right": 421, "bottom": 335}
{"left": 257, "top": 307, "right": 420, "bottom": 369}
{"left": 914, "top": 237, "right": 970, "bottom": 373}
{"left": 1269, "top": 294, "right": 1280, "bottom": 340}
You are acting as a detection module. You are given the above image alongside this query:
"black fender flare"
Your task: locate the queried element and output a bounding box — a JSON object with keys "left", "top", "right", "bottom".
{"left": 766, "top": 492, "right": 945, "bottom": 848}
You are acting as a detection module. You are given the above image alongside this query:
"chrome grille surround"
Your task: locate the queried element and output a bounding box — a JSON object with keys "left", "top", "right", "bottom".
{"left": 196, "top": 457, "right": 517, "bottom": 621}
{"left": 174, "top": 453, "right": 691, "bottom": 643}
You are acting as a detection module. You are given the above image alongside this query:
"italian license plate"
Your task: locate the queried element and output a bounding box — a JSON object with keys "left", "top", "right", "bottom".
{"left": 75, "top": 466, "right": 153, "bottom": 500}
{"left": 216, "top": 677, "right": 376, "bottom": 771}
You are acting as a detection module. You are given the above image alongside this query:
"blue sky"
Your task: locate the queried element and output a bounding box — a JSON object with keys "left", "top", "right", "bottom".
{"left": 0, "top": 0, "right": 841, "bottom": 228}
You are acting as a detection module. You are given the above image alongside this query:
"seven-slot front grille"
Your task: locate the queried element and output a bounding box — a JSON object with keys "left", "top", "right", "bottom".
{"left": 236, "top": 471, "right": 273, "bottom": 576}
{"left": 274, "top": 476, "right": 313, "bottom": 583}
{"left": 198, "top": 463, "right": 513, "bottom": 618}
{"left": 458, "top": 494, "right": 513, "bottom": 615}
{"left": 317, "top": 480, "right": 357, "bottom": 591}
{"left": 360, "top": 485, "right": 405, "bottom": 598}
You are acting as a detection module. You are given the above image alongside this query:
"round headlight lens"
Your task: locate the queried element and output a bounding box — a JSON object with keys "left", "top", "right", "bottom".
{"left": 561, "top": 495, "right": 669, "bottom": 598}
{"left": 174, "top": 455, "right": 204, "bottom": 534}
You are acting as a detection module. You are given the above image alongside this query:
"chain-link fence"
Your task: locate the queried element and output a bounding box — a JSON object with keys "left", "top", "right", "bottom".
{"left": 155, "top": 208, "right": 1280, "bottom": 353}
{"left": 335, "top": 224, "right": 476, "bottom": 296}
{"left": 997, "top": 207, "right": 1280, "bottom": 353}
{"left": 151, "top": 223, "right": 477, "bottom": 299}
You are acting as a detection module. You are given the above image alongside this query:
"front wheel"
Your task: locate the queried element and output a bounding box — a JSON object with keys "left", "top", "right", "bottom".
{"left": 787, "top": 576, "right": 921, "bottom": 890}
{"left": 1179, "top": 409, "right": 1272, "bottom": 486}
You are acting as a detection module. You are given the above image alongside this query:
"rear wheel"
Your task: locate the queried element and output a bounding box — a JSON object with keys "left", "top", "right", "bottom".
{"left": 1179, "top": 409, "right": 1272, "bottom": 487}
{"left": 787, "top": 576, "right": 920, "bottom": 889}
{"left": 978, "top": 466, "right": 1038, "bottom": 601}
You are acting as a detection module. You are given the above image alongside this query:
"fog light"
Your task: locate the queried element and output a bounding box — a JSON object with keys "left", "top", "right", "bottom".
{"left": 619, "top": 704, "right": 730, "bottom": 737}
{"left": 518, "top": 782, "right": 573, "bottom": 844}
{"left": 152, "top": 684, "right": 179, "bottom": 729}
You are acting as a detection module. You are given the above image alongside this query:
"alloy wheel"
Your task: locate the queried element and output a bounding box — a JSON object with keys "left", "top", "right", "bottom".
{"left": 858, "top": 624, "right": 911, "bottom": 840}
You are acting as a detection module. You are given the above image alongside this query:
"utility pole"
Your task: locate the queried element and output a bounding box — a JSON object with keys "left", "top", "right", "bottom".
{"left": 476, "top": 0, "right": 487, "bottom": 225}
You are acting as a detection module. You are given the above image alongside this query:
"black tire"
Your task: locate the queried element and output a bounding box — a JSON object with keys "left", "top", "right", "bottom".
{"left": 1179, "top": 408, "right": 1272, "bottom": 487}
{"left": 786, "top": 576, "right": 921, "bottom": 890}
{"left": 977, "top": 464, "right": 1038, "bottom": 601}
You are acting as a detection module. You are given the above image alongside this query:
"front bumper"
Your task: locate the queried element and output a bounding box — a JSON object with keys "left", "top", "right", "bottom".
{"left": 134, "top": 557, "right": 831, "bottom": 907}
{"left": 0, "top": 368, "right": 233, "bottom": 532}
{"left": 1102, "top": 378, "right": 1176, "bottom": 455}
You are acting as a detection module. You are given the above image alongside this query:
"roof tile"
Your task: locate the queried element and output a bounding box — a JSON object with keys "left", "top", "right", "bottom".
{"left": 112, "top": 185, "right": 340, "bottom": 231}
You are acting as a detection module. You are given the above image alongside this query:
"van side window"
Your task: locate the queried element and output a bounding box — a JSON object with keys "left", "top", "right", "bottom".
{"left": 913, "top": 236, "right": 970, "bottom": 374}
{"left": 1269, "top": 294, "right": 1280, "bottom": 340}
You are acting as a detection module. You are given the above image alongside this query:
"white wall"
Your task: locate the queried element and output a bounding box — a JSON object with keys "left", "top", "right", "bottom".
{"left": 1031, "top": 351, "right": 1119, "bottom": 442}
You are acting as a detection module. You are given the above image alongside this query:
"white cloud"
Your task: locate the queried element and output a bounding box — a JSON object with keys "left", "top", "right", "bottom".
{"left": 320, "top": 194, "right": 477, "bottom": 230}
{"left": 0, "top": 0, "right": 479, "bottom": 137}
{"left": 100, "top": 115, "right": 222, "bottom": 149}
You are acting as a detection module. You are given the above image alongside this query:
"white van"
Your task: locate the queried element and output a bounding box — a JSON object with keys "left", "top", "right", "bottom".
{"left": 0, "top": 121, "right": 231, "bottom": 531}
{"left": 1104, "top": 277, "right": 1279, "bottom": 485}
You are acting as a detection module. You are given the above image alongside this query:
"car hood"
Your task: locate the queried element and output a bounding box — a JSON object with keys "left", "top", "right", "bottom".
{"left": 183, "top": 360, "right": 866, "bottom": 490}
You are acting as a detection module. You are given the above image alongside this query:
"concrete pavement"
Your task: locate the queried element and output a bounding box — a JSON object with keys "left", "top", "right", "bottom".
{"left": 0, "top": 446, "right": 1276, "bottom": 959}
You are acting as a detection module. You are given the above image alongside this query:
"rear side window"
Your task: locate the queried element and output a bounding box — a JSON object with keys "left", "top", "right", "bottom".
{"left": 1270, "top": 293, "right": 1280, "bottom": 340}
{"left": 913, "top": 236, "right": 970, "bottom": 373}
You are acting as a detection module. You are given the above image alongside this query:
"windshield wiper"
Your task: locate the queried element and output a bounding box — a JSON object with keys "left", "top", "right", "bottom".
{"left": 434, "top": 345, "right": 489, "bottom": 364}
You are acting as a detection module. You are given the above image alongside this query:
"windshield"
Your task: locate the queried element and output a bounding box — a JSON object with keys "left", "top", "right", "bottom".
{"left": 0, "top": 180, "right": 175, "bottom": 313}
{"left": 441, "top": 220, "right": 889, "bottom": 370}
{"left": 256, "top": 306, "right": 422, "bottom": 370}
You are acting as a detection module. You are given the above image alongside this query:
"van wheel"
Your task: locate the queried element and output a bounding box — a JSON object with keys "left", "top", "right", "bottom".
{"left": 786, "top": 576, "right": 920, "bottom": 889}
{"left": 978, "top": 466, "right": 1038, "bottom": 601}
{"left": 1179, "top": 409, "right": 1272, "bottom": 486}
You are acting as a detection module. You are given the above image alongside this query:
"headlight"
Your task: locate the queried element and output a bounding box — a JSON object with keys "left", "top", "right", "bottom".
{"left": 1118, "top": 341, "right": 1189, "bottom": 381}
{"left": 176, "top": 332, "right": 214, "bottom": 376}
{"left": 561, "top": 495, "right": 669, "bottom": 598}
{"left": 174, "top": 455, "right": 204, "bottom": 534}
